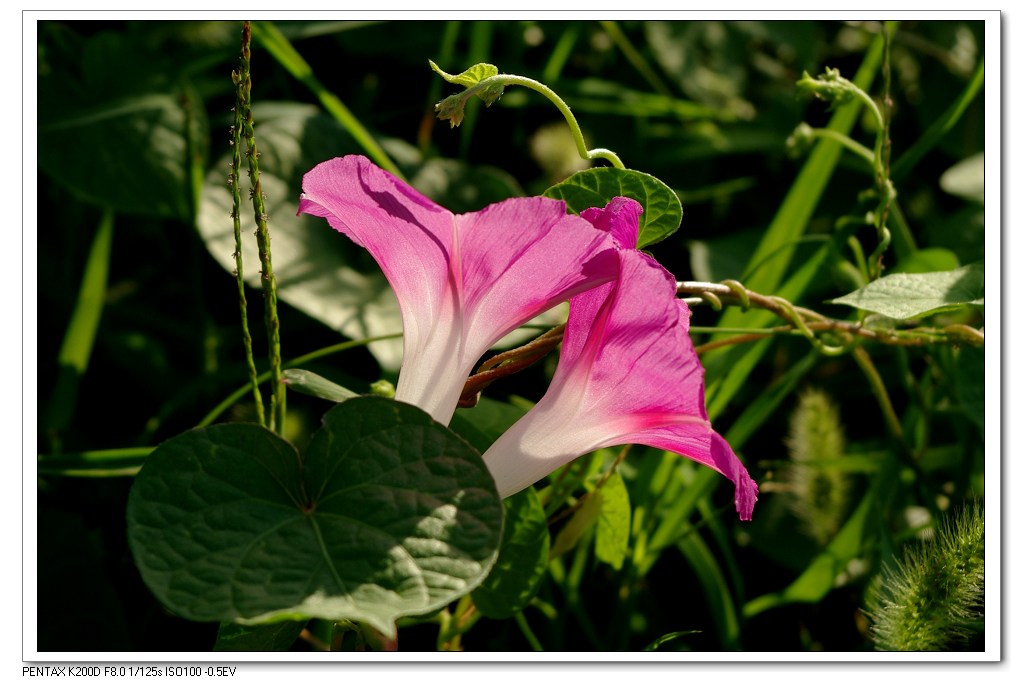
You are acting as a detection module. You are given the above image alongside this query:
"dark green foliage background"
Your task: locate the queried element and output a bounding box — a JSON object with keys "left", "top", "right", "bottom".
{"left": 37, "top": 19, "right": 986, "bottom": 652}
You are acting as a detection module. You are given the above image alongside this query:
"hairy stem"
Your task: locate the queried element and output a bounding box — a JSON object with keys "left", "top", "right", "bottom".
{"left": 238, "top": 21, "right": 285, "bottom": 434}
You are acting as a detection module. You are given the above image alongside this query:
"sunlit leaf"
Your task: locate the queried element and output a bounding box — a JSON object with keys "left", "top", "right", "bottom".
{"left": 829, "top": 261, "right": 984, "bottom": 319}
{"left": 429, "top": 60, "right": 499, "bottom": 87}
{"left": 127, "top": 397, "right": 503, "bottom": 638}
{"left": 594, "top": 471, "right": 630, "bottom": 570}
{"left": 544, "top": 167, "right": 683, "bottom": 248}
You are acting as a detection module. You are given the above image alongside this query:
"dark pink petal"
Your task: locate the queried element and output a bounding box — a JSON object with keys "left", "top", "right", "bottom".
{"left": 482, "top": 200, "right": 758, "bottom": 520}
{"left": 579, "top": 196, "right": 643, "bottom": 249}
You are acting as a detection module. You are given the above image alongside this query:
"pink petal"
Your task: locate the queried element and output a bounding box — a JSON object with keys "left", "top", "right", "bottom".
{"left": 483, "top": 200, "right": 758, "bottom": 520}
{"left": 579, "top": 196, "right": 643, "bottom": 249}
{"left": 298, "top": 155, "right": 618, "bottom": 424}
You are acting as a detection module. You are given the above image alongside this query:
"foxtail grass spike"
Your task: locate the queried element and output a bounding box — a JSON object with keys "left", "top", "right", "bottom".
{"left": 784, "top": 388, "right": 850, "bottom": 545}
{"left": 867, "top": 503, "right": 985, "bottom": 651}
{"left": 230, "top": 40, "right": 265, "bottom": 428}
{"left": 238, "top": 20, "right": 285, "bottom": 434}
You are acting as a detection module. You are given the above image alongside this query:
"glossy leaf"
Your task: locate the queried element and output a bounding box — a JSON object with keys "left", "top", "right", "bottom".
{"left": 127, "top": 397, "right": 503, "bottom": 638}
{"left": 544, "top": 167, "right": 683, "bottom": 248}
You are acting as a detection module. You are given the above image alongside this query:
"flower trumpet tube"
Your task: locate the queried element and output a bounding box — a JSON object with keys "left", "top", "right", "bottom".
{"left": 482, "top": 198, "right": 759, "bottom": 520}
{"left": 297, "top": 155, "right": 619, "bottom": 425}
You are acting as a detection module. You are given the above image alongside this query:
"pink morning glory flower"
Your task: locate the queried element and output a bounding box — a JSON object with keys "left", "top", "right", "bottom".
{"left": 482, "top": 197, "right": 759, "bottom": 521}
{"left": 297, "top": 155, "right": 619, "bottom": 425}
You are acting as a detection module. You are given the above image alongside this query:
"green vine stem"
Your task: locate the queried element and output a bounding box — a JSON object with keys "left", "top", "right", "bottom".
{"left": 796, "top": 24, "right": 899, "bottom": 280}
{"left": 236, "top": 21, "right": 285, "bottom": 435}
{"left": 229, "top": 39, "right": 265, "bottom": 428}
{"left": 431, "top": 61, "right": 626, "bottom": 169}
{"left": 677, "top": 280, "right": 983, "bottom": 352}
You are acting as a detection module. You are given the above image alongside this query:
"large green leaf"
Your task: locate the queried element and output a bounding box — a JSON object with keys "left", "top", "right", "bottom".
{"left": 472, "top": 488, "right": 550, "bottom": 619}
{"left": 829, "top": 261, "right": 984, "bottom": 319}
{"left": 544, "top": 167, "right": 683, "bottom": 248}
{"left": 127, "top": 397, "right": 503, "bottom": 638}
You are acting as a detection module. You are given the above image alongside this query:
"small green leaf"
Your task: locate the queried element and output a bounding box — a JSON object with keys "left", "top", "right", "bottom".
{"left": 430, "top": 61, "right": 506, "bottom": 128}
{"left": 449, "top": 397, "right": 528, "bottom": 453}
{"left": 544, "top": 167, "right": 683, "bottom": 248}
{"left": 429, "top": 60, "right": 499, "bottom": 87}
{"left": 594, "top": 471, "right": 630, "bottom": 570}
{"left": 127, "top": 397, "right": 503, "bottom": 638}
{"left": 829, "top": 261, "right": 984, "bottom": 319}
{"left": 281, "top": 369, "right": 358, "bottom": 403}
{"left": 472, "top": 488, "right": 550, "bottom": 619}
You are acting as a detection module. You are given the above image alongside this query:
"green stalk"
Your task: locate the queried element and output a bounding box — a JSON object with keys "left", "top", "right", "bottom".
{"left": 436, "top": 66, "right": 626, "bottom": 170}
{"left": 229, "top": 40, "right": 265, "bottom": 427}
{"left": 237, "top": 21, "right": 284, "bottom": 434}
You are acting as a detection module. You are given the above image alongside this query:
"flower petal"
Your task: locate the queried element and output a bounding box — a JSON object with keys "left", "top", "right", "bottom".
{"left": 579, "top": 196, "right": 643, "bottom": 249}
{"left": 483, "top": 199, "right": 757, "bottom": 520}
{"left": 299, "top": 155, "right": 619, "bottom": 425}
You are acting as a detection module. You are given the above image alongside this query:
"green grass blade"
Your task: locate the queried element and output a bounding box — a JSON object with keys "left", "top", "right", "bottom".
{"left": 250, "top": 20, "right": 404, "bottom": 179}
{"left": 891, "top": 59, "right": 984, "bottom": 183}
{"left": 677, "top": 531, "right": 741, "bottom": 650}
{"left": 37, "top": 447, "right": 153, "bottom": 477}
{"left": 47, "top": 210, "right": 114, "bottom": 433}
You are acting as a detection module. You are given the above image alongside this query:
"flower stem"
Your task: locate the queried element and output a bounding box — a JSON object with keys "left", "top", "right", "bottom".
{"left": 474, "top": 73, "right": 626, "bottom": 169}
{"left": 237, "top": 21, "right": 285, "bottom": 435}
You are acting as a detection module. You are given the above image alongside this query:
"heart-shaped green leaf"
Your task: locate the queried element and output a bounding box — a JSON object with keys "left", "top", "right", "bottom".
{"left": 127, "top": 397, "right": 503, "bottom": 638}
{"left": 544, "top": 167, "right": 683, "bottom": 248}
